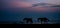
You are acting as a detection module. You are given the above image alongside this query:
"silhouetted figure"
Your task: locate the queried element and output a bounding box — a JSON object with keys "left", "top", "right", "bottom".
{"left": 38, "top": 17, "right": 49, "bottom": 24}
{"left": 23, "top": 18, "right": 33, "bottom": 24}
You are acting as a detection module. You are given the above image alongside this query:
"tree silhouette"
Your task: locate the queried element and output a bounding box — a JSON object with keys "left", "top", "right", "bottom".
{"left": 38, "top": 17, "right": 49, "bottom": 24}
{"left": 23, "top": 18, "right": 33, "bottom": 24}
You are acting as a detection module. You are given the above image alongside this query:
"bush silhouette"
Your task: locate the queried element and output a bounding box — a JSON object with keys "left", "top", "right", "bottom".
{"left": 23, "top": 18, "right": 33, "bottom": 24}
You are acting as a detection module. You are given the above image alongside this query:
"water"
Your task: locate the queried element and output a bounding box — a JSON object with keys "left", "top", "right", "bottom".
{"left": 0, "top": 8, "right": 60, "bottom": 24}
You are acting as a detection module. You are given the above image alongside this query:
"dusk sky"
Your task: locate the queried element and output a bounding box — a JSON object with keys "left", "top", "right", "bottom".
{"left": 0, "top": 0, "right": 60, "bottom": 24}
{"left": 1, "top": 0, "right": 60, "bottom": 12}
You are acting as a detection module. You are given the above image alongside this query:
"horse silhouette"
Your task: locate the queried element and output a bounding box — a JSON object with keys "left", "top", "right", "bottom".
{"left": 23, "top": 18, "right": 33, "bottom": 24}
{"left": 38, "top": 17, "right": 49, "bottom": 24}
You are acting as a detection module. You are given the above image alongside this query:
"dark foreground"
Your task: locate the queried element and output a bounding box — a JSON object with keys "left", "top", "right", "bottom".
{"left": 0, "top": 21, "right": 60, "bottom": 24}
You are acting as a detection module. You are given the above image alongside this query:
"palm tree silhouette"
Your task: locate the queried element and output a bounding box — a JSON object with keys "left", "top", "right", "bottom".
{"left": 38, "top": 17, "right": 49, "bottom": 24}
{"left": 23, "top": 18, "right": 33, "bottom": 24}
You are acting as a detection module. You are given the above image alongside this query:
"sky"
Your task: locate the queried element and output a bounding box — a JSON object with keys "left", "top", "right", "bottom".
{"left": 36, "top": 0, "right": 60, "bottom": 5}
{"left": 1, "top": 0, "right": 60, "bottom": 8}
{"left": 0, "top": 0, "right": 60, "bottom": 23}
{"left": 1, "top": 0, "right": 60, "bottom": 12}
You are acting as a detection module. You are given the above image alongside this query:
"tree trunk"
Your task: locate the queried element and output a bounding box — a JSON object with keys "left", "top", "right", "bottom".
{"left": 41, "top": 21, "right": 42, "bottom": 24}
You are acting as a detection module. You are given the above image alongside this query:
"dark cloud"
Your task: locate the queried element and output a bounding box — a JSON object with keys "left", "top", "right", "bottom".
{"left": 51, "top": 5, "right": 60, "bottom": 7}
{"left": 32, "top": 3, "right": 48, "bottom": 7}
{"left": 32, "top": 3, "right": 60, "bottom": 7}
